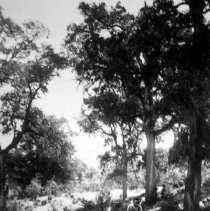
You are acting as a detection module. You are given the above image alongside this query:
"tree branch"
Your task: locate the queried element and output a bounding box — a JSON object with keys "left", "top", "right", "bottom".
{"left": 3, "top": 132, "right": 24, "bottom": 155}
{"left": 172, "top": 24, "right": 194, "bottom": 31}
{"left": 155, "top": 119, "right": 177, "bottom": 136}
{"left": 92, "top": 13, "right": 124, "bottom": 31}
{"left": 174, "top": 2, "right": 188, "bottom": 9}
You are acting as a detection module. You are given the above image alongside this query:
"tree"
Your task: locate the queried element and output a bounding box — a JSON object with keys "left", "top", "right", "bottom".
{"left": 65, "top": 1, "right": 181, "bottom": 204}
{"left": 160, "top": 0, "right": 210, "bottom": 209}
{"left": 0, "top": 9, "right": 66, "bottom": 209}
{"left": 6, "top": 113, "right": 75, "bottom": 188}
{"left": 184, "top": 1, "right": 210, "bottom": 210}
{"left": 0, "top": 43, "right": 65, "bottom": 153}
{"left": 79, "top": 90, "right": 143, "bottom": 203}
{"left": 0, "top": 8, "right": 50, "bottom": 86}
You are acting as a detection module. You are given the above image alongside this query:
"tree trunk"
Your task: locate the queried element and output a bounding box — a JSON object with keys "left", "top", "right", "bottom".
{"left": 122, "top": 167, "right": 127, "bottom": 211}
{"left": 183, "top": 1, "right": 206, "bottom": 209}
{"left": 122, "top": 143, "right": 128, "bottom": 211}
{"left": 184, "top": 152, "right": 202, "bottom": 211}
{"left": 184, "top": 113, "right": 203, "bottom": 211}
{"left": 0, "top": 147, "right": 6, "bottom": 211}
{"left": 184, "top": 157, "right": 195, "bottom": 211}
{"left": 122, "top": 159, "right": 127, "bottom": 200}
{"left": 145, "top": 127, "right": 157, "bottom": 204}
{"left": 194, "top": 158, "right": 202, "bottom": 211}
{"left": 207, "top": 68, "right": 210, "bottom": 125}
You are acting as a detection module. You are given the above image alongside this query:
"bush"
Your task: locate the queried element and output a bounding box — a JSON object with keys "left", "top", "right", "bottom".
{"left": 8, "top": 185, "right": 23, "bottom": 200}
{"left": 96, "top": 189, "right": 111, "bottom": 208}
{"left": 158, "top": 197, "right": 179, "bottom": 211}
{"left": 7, "top": 200, "right": 21, "bottom": 211}
{"left": 159, "top": 166, "right": 185, "bottom": 196}
{"left": 81, "top": 199, "right": 96, "bottom": 210}
{"left": 25, "top": 177, "right": 42, "bottom": 200}
{"left": 45, "top": 179, "right": 62, "bottom": 196}
{"left": 7, "top": 199, "right": 34, "bottom": 211}
{"left": 127, "top": 169, "right": 145, "bottom": 190}
{"left": 111, "top": 199, "right": 123, "bottom": 210}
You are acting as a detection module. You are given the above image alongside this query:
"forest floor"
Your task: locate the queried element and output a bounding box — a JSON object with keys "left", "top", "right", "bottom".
{"left": 7, "top": 189, "right": 144, "bottom": 211}
{"left": 6, "top": 186, "right": 210, "bottom": 211}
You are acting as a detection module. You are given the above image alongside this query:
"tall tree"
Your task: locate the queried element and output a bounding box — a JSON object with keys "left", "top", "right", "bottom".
{"left": 65, "top": 1, "right": 181, "bottom": 203}
{"left": 0, "top": 10, "right": 66, "bottom": 209}
{"left": 64, "top": 0, "right": 210, "bottom": 209}
{"left": 161, "top": 1, "right": 210, "bottom": 210}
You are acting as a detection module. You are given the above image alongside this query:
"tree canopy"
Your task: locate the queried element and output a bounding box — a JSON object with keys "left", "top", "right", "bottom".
{"left": 6, "top": 114, "right": 75, "bottom": 187}
{"left": 0, "top": 8, "right": 67, "bottom": 209}
{"left": 65, "top": 0, "right": 210, "bottom": 209}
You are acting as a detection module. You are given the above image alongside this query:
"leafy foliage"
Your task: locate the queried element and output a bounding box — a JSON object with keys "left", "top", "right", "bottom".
{"left": 5, "top": 114, "right": 75, "bottom": 187}
{"left": 0, "top": 6, "right": 67, "bottom": 154}
{"left": 65, "top": 0, "right": 190, "bottom": 203}
{"left": 25, "top": 177, "right": 42, "bottom": 200}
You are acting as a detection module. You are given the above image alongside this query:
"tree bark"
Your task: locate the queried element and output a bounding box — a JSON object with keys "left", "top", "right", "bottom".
{"left": 184, "top": 157, "right": 202, "bottom": 211}
{"left": 122, "top": 157, "right": 127, "bottom": 200}
{"left": 184, "top": 113, "right": 203, "bottom": 211}
{"left": 0, "top": 147, "right": 6, "bottom": 211}
{"left": 122, "top": 141, "right": 128, "bottom": 211}
{"left": 194, "top": 158, "right": 202, "bottom": 211}
{"left": 145, "top": 127, "right": 157, "bottom": 204}
{"left": 207, "top": 67, "right": 210, "bottom": 125}
{"left": 183, "top": 0, "right": 206, "bottom": 209}
{"left": 184, "top": 148, "right": 202, "bottom": 211}
{"left": 184, "top": 157, "right": 195, "bottom": 211}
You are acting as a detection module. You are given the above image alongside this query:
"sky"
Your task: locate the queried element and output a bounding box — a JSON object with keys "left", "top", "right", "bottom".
{"left": 0, "top": 0, "right": 173, "bottom": 168}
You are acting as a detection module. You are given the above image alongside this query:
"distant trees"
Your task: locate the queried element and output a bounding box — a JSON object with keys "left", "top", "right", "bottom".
{"left": 72, "top": 159, "right": 101, "bottom": 192}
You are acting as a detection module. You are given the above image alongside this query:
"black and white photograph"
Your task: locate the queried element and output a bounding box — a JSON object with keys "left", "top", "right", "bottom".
{"left": 0, "top": 0, "right": 210, "bottom": 210}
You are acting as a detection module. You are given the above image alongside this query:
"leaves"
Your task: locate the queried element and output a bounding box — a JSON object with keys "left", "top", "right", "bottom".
{"left": 0, "top": 10, "right": 67, "bottom": 160}
{"left": 6, "top": 114, "right": 75, "bottom": 186}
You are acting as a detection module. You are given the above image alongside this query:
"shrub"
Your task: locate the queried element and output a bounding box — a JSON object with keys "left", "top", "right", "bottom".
{"left": 159, "top": 198, "right": 179, "bottom": 211}
{"left": 111, "top": 199, "right": 123, "bottom": 210}
{"left": 95, "top": 189, "right": 111, "bottom": 209}
{"left": 127, "top": 169, "right": 145, "bottom": 190}
{"left": 159, "top": 166, "right": 185, "bottom": 194}
{"left": 63, "top": 207, "right": 71, "bottom": 211}
{"left": 25, "top": 177, "right": 42, "bottom": 200}
{"left": 7, "top": 199, "right": 34, "bottom": 211}
{"left": 8, "top": 185, "right": 23, "bottom": 200}
{"left": 7, "top": 200, "right": 21, "bottom": 211}
{"left": 81, "top": 199, "right": 96, "bottom": 210}
{"left": 45, "top": 179, "right": 62, "bottom": 196}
